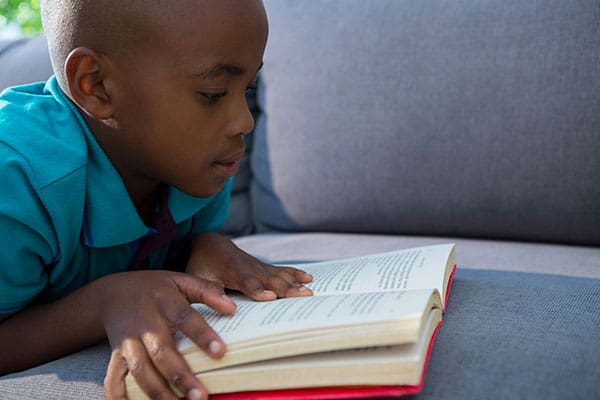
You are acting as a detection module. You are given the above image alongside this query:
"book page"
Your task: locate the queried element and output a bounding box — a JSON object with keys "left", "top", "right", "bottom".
{"left": 296, "top": 244, "right": 454, "bottom": 298}
{"left": 183, "top": 289, "right": 436, "bottom": 348}
{"left": 194, "top": 308, "right": 443, "bottom": 394}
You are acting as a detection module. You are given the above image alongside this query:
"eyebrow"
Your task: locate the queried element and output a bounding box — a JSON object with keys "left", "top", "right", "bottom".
{"left": 188, "top": 61, "right": 264, "bottom": 80}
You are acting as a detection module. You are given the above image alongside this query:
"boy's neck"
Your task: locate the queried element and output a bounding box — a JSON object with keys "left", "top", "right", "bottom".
{"left": 134, "top": 185, "right": 162, "bottom": 226}
{"left": 82, "top": 112, "right": 162, "bottom": 225}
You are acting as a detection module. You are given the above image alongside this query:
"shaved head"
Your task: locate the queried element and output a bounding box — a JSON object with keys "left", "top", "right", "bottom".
{"left": 41, "top": 0, "right": 267, "bottom": 91}
{"left": 42, "top": 0, "right": 152, "bottom": 88}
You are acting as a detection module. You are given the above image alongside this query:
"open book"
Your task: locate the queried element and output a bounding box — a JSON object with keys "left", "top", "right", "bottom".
{"left": 126, "top": 243, "right": 456, "bottom": 400}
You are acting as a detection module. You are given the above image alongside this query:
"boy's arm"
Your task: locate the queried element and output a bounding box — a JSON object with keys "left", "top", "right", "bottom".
{"left": 186, "top": 232, "right": 314, "bottom": 300}
{"left": 0, "top": 270, "right": 236, "bottom": 400}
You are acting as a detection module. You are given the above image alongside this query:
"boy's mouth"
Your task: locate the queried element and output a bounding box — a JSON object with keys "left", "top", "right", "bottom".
{"left": 212, "top": 149, "right": 245, "bottom": 177}
{"left": 212, "top": 160, "right": 240, "bottom": 177}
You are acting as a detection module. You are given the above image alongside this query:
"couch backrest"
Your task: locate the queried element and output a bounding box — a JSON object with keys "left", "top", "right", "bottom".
{"left": 251, "top": 0, "right": 600, "bottom": 245}
{"left": 0, "top": 36, "right": 52, "bottom": 89}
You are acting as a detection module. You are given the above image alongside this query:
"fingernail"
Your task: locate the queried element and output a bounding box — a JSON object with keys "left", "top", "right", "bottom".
{"left": 209, "top": 340, "right": 223, "bottom": 354}
{"left": 221, "top": 294, "right": 234, "bottom": 304}
{"left": 187, "top": 388, "right": 203, "bottom": 400}
{"left": 262, "top": 290, "right": 276, "bottom": 296}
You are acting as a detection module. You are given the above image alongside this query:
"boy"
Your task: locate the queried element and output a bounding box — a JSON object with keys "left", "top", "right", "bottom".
{"left": 0, "top": 1, "right": 313, "bottom": 399}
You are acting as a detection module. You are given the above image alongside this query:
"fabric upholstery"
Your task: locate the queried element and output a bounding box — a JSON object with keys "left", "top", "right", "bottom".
{"left": 0, "top": 342, "right": 109, "bottom": 399}
{"left": 424, "top": 268, "right": 600, "bottom": 400}
{"left": 0, "top": 36, "right": 52, "bottom": 90}
{"left": 251, "top": 0, "right": 600, "bottom": 245}
{"left": 233, "top": 232, "right": 600, "bottom": 279}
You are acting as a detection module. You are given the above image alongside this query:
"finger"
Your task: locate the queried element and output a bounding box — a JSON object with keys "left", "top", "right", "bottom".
{"left": 104, "top": 349, "right": 129, "bottom": 400}
{"left": 120, "top": 337, "right": 179, "bottom": 400}
{"left": 282, "top": 283, "right": 313, "bottom": 297}
{"left": 263, "top": 265, "right": 314, "bottom": 287}
{"left": 272, "top": 265, "right": 314, "bottom": 283}
{"left": 141, "top": 325, "right": 207, "bottom": 400}
{"left": 262, "top": 265, "right": 299, "bottom": 286}
{"left": 250, "top": 265, "right": 313, "bottom": 297}
{"left": 172, "top": 303, "right": 229, "bottom": 359}
{"left": 236, "top": 275, "right": 278, "bottom": 301}
{"left": 174, "top": 273, "right": 237, "bottom": 315}
{"left": 161, "top": 275, "right": 234, "bottom": 367}
{"left": 259, "top": 273, "right": 313, "bottom": 298}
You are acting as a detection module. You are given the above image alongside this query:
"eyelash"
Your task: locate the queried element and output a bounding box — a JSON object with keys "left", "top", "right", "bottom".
{"left": 199, "top": 90, "right": 227, "bottom": 102}
{"left": 198, "top": 86, "right": 256, "bottom": 103}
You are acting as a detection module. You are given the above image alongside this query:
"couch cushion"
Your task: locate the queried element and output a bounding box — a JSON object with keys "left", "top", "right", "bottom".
{"left": 0, "top": 342, "right": 109, "bottom": 399}
{"left": 251, "top": 0, "right": 600, "bottom": 245}
{"left": 427, "top": 268, "right": 600, "bottom": 400}
{"left": 233, "top": 232, "right": 600, "bottom": 279}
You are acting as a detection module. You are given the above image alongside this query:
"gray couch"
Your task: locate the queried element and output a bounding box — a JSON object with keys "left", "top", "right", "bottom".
{"left": 1, "top": 1, "right": 599, "bottom": 399}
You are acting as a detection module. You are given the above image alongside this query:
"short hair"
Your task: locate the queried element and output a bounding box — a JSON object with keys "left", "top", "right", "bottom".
{"left": 40, "top": 0, "right": 159, "bottom": 90}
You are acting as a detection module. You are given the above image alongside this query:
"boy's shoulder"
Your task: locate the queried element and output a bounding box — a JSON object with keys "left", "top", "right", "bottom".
{"left": 0, "top": 77, "right": 88, "bottom": 189}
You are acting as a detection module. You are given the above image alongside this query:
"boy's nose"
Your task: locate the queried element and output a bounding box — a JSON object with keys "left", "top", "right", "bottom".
{"left": 230, "top": 97, "right": 254, "bottom": 136}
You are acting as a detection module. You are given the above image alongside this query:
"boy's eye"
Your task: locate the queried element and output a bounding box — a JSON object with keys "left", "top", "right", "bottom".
{"left": 198, "top": 90, "right": 228, "bottom": 102}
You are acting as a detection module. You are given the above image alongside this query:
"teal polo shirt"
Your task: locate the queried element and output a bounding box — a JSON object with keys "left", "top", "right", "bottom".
{"left": 0, "top": 76, "right": 232, "bottom": 314}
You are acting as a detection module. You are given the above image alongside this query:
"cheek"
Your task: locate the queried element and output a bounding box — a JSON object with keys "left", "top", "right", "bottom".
{"left": 173, "top": 106, "right": 226, "bottom": 150}
{"left": 112, "top": 89, "right": 161, "bottom": 136}
{"left": 163, "top": 118, "right": 217, "bottom": 166}
{"left": 116, "top": 87, "right": 224, "bottom": 165}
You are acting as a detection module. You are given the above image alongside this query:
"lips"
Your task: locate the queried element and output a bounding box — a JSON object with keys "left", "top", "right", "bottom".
{"left": 212, "top": 148, "right": 245, "bottom": 177}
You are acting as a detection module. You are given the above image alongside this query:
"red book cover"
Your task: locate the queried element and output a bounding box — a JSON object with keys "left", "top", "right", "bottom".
{"left": 444, "top": 264, "right": 457, "bottom": 310}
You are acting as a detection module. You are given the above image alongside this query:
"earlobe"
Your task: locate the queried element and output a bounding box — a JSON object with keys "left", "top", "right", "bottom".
{"left": 64, "top": 47, "right": 114, "bottom": 120}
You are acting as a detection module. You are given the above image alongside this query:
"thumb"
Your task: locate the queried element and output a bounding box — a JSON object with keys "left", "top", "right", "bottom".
{"left": 174, "top": 273, "right": 237, "bottom": 315}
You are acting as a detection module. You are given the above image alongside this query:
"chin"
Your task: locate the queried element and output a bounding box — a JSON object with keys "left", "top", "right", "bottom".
{"left": 180, "top": 179, "right": 227, "bottom": 198}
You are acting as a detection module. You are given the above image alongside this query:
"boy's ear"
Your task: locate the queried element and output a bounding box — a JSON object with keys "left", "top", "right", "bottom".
{"left": 64, "top": 47, "right": 114, "bottom": 120}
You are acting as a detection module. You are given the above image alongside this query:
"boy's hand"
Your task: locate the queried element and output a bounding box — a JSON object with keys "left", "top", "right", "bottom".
{"left": 187, "top": 233, "right": 314, "bottom": 301}
{"left": 99, "top": 270, "right": 236, "bottom": 400}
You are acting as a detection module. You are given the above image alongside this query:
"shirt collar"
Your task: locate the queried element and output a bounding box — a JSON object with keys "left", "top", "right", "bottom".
{"left": 47, "top": 76, "right": 216, "bottom": 248}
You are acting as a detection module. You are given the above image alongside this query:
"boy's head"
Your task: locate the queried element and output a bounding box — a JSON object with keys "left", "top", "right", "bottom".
{"left": 40, "top": 0, "right": 267, "bottom": 198}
